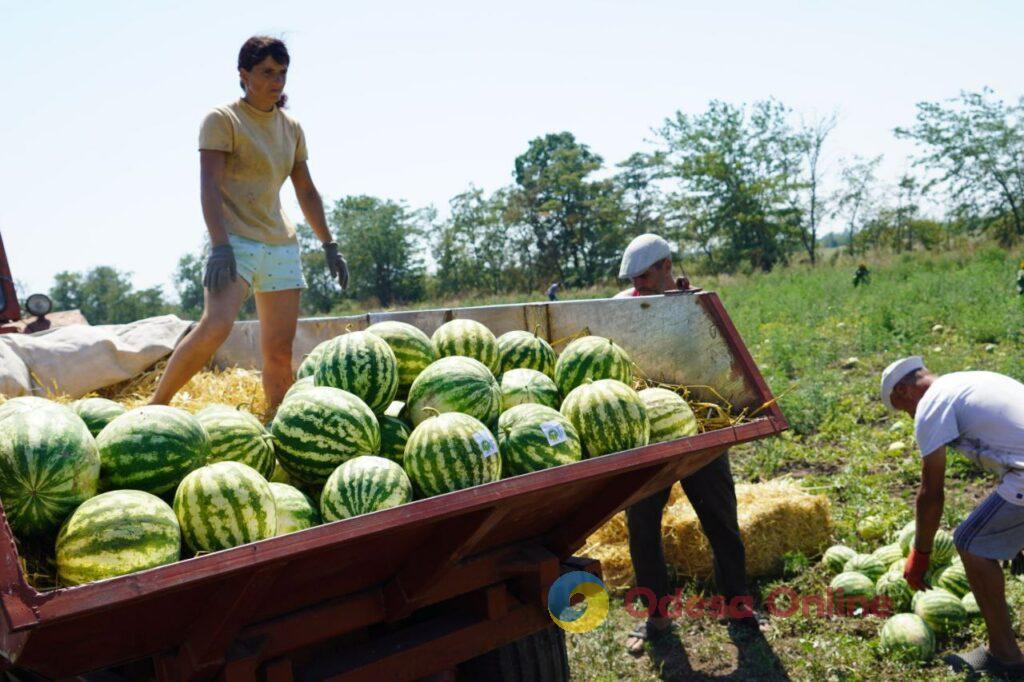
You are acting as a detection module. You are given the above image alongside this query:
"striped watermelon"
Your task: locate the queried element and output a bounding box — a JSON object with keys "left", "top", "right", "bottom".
{"left": 56, "top": 490, "right": 180, "bottom": 586}
{"left": 560, "top": 379, "right": 649, "bottom": 457}
{"left": 0, "top": 396, "right": 54, "bottom": 422}
{"left": 366, "top": 321, "right": 436, "bottom": 398}
{"left": 314, "top": 331, "right": 399, "bottom": 414}
{"left": 269, "top": 482, "right": 320, "bottom": 535}
{"left": 431, "top": 319, "right": 500, "bottom": 375}
{"left": 497, "top": 404, "right": 581, "bottom": 477}
{"left": 296, "top": 338, "right": 332, "bottom": 379}
{"left": 872, "top": 543, "right": 905, "bottom": 568}
{"left": 844, "top": 553, "right": 887, "bottom": 582}
{"left": 70, "top": 397, "right": 127, "bottom": 437}
{"left": 284, "top": 376, "right": 316, "bottom": 402}
{"left": 879, "top": 613, "right": 935, "bottom": 661}
{"left": 897, "top": 520, "right": 915, "bottom": 554}
{"left": 829, "top": 571, "right": 875, "bottom": 600}
{"left": 321, "top": 455, "right": 412, "bottom": 521}
{"left": 822, "top": 545, "right": 857, "bottom": 574}
{"left": 553, "top": 336, "right": 632, "bottom": 397}
{"left": 173, "top": 461, "right": 276, "bottom": 553}
{"left": 196, "top": 405, "right": 276, "bottom": 479}
{"left": 638, "top": 388, "right": 698, "bottom": 443}
{"left": 0, "top": 406, "right": 100, "bottom": 537}
{"left": 96, "top": 406, "right": 209, "bottom": 496}
{"left": 913, "top": 587, "right": 967, "bottom": 636}
{"left": 378, "top": 415, "right": 410, "bottom": 463}
{"left": 404, "top": 412, "right": 502, "bottom": 497}
{"left": 875, "top": 571, "right": 913, "bottom": 613}
{"left": 500, "top": 368, "right": 559, "bottom": 410}
{"left": 270, "top": 387, "right": 381, "bottom": 486}
{"left": 962, "top": 592, "right": 980, "bottom": 618}
{"left": 898, "top": 526, "right": 955, "bottom": 566}
{"left": 934, "top": 561, "right": 969, "bottom": 598}
{"left": 405, "top": 356, "right": 501, "bottom": 427}
{"left": 496, "top": 330, "right": 556, "bottom": 377}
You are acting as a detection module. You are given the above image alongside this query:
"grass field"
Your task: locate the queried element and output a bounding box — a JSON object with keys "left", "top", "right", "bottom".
{"left": 565, "top": 244, "right": 1024, "bottom": 680}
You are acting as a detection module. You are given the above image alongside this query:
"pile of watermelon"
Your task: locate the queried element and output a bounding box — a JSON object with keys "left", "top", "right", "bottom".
{"left": 0, "top": 318, "right": 706, "bottom": 587}
{"left": 820, "top": 519, "right": 987, "bottom": 662}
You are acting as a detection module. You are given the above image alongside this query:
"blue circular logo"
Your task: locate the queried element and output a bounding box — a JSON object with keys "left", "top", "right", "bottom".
{"left": 547, "top": 571, "right": 609, "bottom": 633}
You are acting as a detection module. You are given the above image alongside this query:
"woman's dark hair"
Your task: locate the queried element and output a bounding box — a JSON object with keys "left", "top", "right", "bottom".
{"left": 238, "top": 36, "right": 290, "bottom": 108}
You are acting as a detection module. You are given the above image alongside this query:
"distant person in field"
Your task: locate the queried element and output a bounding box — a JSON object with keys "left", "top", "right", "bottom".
{"left": 882, "top": 357, "right": 1024, "bottom": 678}
{"left": 1015, "top": 260, "right": 1024, "bottom": 296}
{"left": 615, "top": 234, "right": 761, "bottom": 657}
{"left": 853, "top": 263, "right": 870, "bottom": 287}
{"left": 546, "top": 282, "right": 560, "bottom": 301}
{"left": 151, "top": 36, "right": 347, "bottom": 415}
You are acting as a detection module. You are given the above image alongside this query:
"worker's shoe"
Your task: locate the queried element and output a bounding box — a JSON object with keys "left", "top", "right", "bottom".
{"left": 945, "top": 646, "right": 1024, "bottom": 680}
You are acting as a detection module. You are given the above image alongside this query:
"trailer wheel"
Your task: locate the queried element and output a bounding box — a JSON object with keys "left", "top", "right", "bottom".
{"left": 457, "top": 625, "right": 569, "bottom": 682}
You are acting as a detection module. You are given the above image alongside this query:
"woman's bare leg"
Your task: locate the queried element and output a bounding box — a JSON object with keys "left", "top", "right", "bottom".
{"left": 150, "top": 279, "right": 250, "bottom": 405}
{"left": 254, "top": 288, "right": 301, "bottom": 417}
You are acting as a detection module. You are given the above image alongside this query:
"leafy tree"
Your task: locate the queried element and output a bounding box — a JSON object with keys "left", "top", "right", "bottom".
{"left": 833, "top": 155, "right": 883, "bottom": 255}
{"left": 173, "top": 252, "right": 206, "bottom": 319}
{"left": 50, "top": 266, "right": 170, "bottom": 324}
{"left": 329, "top": 196, "right": 427, "bottom": 307}
{"left": 615, "top": 152, "right": 666, "bottom": 237}
{"left": 896, "top": 89, "right": 1024, "bottom": 242}
{"left": 656, "top": 100, "right": 806, "bottom": 273}
{"left": 796, "top": 113, "right": 837, "bottom": 265}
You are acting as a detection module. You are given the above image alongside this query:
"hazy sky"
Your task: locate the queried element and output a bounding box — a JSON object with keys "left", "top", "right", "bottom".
{"left": 4, "top": 0, "right": 1022, "bottom": 299}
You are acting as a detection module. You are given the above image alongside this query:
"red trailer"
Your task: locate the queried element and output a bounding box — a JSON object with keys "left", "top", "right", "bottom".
{"left": 0, "top": 291, "right": 786, "bottom": 680}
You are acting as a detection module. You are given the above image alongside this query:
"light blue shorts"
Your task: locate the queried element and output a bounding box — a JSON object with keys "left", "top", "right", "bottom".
{"left": 953, "top": 491, "right": 1024, "bottom": 560}
{"left": 227, "top": 233, "right": 306, "bottom": 293}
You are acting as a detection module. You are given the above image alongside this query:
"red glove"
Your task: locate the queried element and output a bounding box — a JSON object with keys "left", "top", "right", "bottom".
{"left": 903, "top": 548, "right": 931, "bottom": 591}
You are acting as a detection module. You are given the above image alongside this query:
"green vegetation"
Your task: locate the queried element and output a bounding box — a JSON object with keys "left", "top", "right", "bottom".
{"left": 566, "top": 245, "right": 1024, "bottom": 680}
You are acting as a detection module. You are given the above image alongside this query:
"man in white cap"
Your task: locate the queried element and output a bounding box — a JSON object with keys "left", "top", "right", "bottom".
{"left": 616, "top": 234, "right": 758, "bottom": 656}
{"left": 614, "top": 233, "right": 693, "bottom": 298}
{"left": 882, "top": 357, "right": 1024, "bottom": 677}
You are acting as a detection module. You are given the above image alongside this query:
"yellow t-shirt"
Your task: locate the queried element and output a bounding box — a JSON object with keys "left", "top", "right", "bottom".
{"left": 198, "top": 99, "right": 308, "bottom": 244}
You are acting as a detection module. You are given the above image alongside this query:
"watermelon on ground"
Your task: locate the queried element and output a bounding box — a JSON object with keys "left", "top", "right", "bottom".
{"left": 296, "top": 338, "right": 332, "bottom": 379}
{"left": 899, "top": 527, "right": 955, "bottom": 566}
{"left": 496, "top": 330, "right": 556, "bottom": 378}
{"left": 500, "top": 368, "right": 559, "bottom": 410}
{"left": 497, "top": 404, "right": 582, "bottom": 477}
{"left": 378, "top": 415, "right": 410, "bottom": 463}
{"left": 366, "top": 321, "right": 436, "bottom": 398}
{"left": 822, "top": 545, "right": 858, "bottom": 574}
{"left": 962, "top": 592, "right": 980, "bottom": 618}
{"left": 560, "top": 379, "right": 649, "bottom": 457}
{"left": 872, "top": 543, "right": 905, "bottom": 568}
{"left": 314, "top": 331, "right": 399, "bottom": 414}
{"left": 271, "top": 386, "right": 381, "bottom": 486}
{"left": 0, "top": 406, "right": 101, "bottom": 537}
{"left": 173, "top": 461, "right": 277, "bottom": 553}
{"left": 269, "top": 482, "right": 320, "bottom": 535}
{"left": 638, "top": 387, "right": 698, "bottom": 443}
{"left": 196, "top": 404, "right": 276, "bottom": 479}
{"left": 934, "top": 561, "right": 970, "bottom": 598}
{"left": 431, "top": 319, "right": 501, "bottom": 375}
{"left": 404, "top": 412, "right": 502, "bottom": 497}
{"left": 844, "top": 554, "right": 887, "bottom": 582}
{"left": 913, "top": 587, "right": 967, "bottom": 637}
{"left": 897, "top": 520, "right": 916, "bottom": 554}
{"left": 875, "top": 571, "right": 913, "bottom": 613}
{"left": 829, "top": 571, "right": 876, "bottom": 600}
{"left": 405, "top": 356, "right": 501, "bottom": 427}
{"left": 70, "top": 397, "right": 127, "bottom": 437}
{"left": 0, "top": 396, "right": 55, "bottom": 422}
{"left": 97, "top": 406, "right": 209, "bottom": 496}
{"left": 321, "top": 455, "right": 413, "bottom": 521}
{"left": 553, "top": 336, "right": 632, "bottom": 397}
{"left": 284, "top": 376, "right": 316, "bottom": 402}
{"left": 879, "top": 613, "right": 935, "bottom": 661}
{"left": 56, "top": 490, "right": 180, "bottom": 586}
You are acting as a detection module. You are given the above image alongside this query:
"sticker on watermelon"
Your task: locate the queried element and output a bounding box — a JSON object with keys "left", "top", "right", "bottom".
{"left": 474, "top": 430, "right": 498, "bottom": 458}
{"left": 540, "top": 421, "right": 568, "bottom": 446}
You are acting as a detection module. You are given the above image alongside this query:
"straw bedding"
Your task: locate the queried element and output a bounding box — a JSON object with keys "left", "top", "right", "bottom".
{"left": 581, "top": 478, "right": 832, "bottom": 591}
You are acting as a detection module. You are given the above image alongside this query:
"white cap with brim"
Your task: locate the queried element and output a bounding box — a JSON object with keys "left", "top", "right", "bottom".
{"left": 880, "top": 356, "right": 925, "bottom": 409}
{"left": 619, "top": 234, "right": 672, "bottom": 279}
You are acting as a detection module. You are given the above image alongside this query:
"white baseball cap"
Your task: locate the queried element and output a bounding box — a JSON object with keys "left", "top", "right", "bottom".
{"left": 619, "top": 234, "right": 672, "bottom": 279}
{"left": 880, "top": 356, "right": 925, "bottom": 409}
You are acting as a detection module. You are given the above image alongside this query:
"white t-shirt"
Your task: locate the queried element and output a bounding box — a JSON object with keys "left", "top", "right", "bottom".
{"left": 915, "top": 371, "right": 1024, "bottom": 505}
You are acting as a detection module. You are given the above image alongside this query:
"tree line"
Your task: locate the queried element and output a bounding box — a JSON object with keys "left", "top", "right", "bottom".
{"left": 48, "top": 89, "right": 1024, "bottom": 323}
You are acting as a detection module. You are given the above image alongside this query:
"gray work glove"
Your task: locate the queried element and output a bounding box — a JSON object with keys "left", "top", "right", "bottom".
{"left": 203, "top": 244, "right": 237, "bottom": 294}
{"left": 323, "top": 241, "right": 349, "bottom": 290}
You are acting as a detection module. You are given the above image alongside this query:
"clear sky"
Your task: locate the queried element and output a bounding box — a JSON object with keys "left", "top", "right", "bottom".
{"left": 3, "top": 0, "right": 1022, "bottom": 299}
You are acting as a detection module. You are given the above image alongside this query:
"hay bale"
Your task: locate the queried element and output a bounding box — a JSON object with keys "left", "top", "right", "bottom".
{"left": 582, "top": 478, "right": 832, "bottom": 592}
